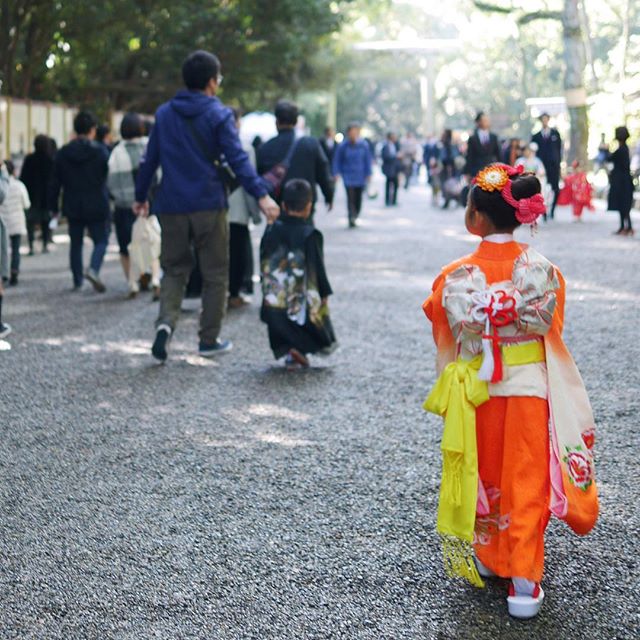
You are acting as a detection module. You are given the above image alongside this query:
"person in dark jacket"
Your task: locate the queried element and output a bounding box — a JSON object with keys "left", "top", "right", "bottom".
{"left": 257, "top": 100, "right": 334, "bottom": 218}
{"left": 465, "top": 112, "right": 501, "bottom": 177}
{"left": 134, "top": 50, "right": 280, "bottom": 362}
{"left": 319, "top": 126, "right": 337, "bottom": 166}
{"left": 607, "top": 126, "right": 635, "bottom": 236}
{"left": 381, "top": 132, "right": 401, "bottom": 206}
{"left": 332, "top": 123, "right": 372, "bottom": 227}
{"left": 439, "top": 129, "right": 462, "bottom": 210}
{"left": 532, "top": 113, "right": 562, "bottom": 218}
{"left": 49, "top": 111, "right": 110, "bottom": 292}
{"left": 20, "top": 134, "right": 55, "bottom": 254}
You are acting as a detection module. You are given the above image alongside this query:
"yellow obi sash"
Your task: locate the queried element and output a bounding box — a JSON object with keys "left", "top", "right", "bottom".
{"left": 423, "top": 340, "right": 545, "bottom": 587}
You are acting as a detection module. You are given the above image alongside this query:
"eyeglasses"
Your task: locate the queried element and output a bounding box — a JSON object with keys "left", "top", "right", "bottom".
{"left": 217, "top": 74, "right": 224, "bottom": 86}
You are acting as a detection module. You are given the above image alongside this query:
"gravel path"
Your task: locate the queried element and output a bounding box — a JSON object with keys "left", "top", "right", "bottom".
{"left": 0, "top": 176, "right": 638, "bottom": 639}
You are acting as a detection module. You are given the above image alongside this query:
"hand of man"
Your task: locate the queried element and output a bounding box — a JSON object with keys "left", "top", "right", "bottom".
{"left": 133, "top": 201, "right": 149, "bottom": 218}
{"left": 258, "top": 195, "right": 280, "bottom": 224}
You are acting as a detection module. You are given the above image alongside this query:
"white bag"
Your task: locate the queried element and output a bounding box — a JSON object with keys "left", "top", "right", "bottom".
{"left": 128, "top": 215, "right": 161, "bottom": 291}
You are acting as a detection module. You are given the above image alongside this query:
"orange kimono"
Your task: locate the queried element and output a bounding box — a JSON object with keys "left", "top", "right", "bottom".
{"left": 423, "top": 239, "right": 598, "bottom": 585}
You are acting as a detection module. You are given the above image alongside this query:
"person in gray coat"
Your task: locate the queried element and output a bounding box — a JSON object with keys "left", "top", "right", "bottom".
{"left": 228, "top": 109, "right": 262, "bottom": 308}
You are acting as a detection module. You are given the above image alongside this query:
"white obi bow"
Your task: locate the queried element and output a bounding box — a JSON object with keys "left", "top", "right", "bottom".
{"left": 442, "top": 248, "right": 560, "bottom": 382}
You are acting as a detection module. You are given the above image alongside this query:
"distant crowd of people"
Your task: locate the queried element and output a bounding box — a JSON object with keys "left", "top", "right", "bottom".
{"left": 379, "top": 111, "right": 637, "bottom": 235}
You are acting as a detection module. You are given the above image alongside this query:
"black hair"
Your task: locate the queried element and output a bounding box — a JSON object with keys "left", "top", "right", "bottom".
{"left": 96, "top": 124, "right": 111, "bottom": 142}
{"left": 4, "top": 159, "right": 14, "bottom": 175}
{"left": 283, "top": 179, "right": 312, "bottom": 212}
{"left": 387, "top": 131, "right": 395, "bottom": 139}
{"left": 475, "top": 111, "right": 485, "bottom": 124}
{"left": 539, "top": 112, "right": 550, "bottom": 120}
{"left": 275, "top": 100, "right": 299, "bottom": 126}
{"left": 470, "top": 172, "right": 541, "bottom": 230}
{"left": 615, "top": 126, "right": 630, "bottom": 143}
{"left": 442, "top": 128, "right": 452, "bottom": 144}
{"left": 120, "top": 112, "right": 143, "bottom": 140}
{"left": 74, "top": 111, "right": 97, "bottom": 135}
{"left": 34, "top": 134, "right": 50, "bottom": 154}
{"left": 182, "top": 50, "right": 220, "bottom": 90}
{"left": 347, "top": 121, "right": 361, "bottom": 132}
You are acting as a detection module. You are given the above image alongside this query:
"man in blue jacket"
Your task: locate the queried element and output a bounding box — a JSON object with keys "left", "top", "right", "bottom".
{"left": 332, "top": 123, "right": 372, "bottom": 228}
{"left": 135, "top": 50, "right": 279, "bottom": 362}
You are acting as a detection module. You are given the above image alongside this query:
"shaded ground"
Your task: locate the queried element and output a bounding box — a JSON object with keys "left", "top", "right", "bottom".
{"left": 0, "top": 175, "right": 638, "bottom": 639}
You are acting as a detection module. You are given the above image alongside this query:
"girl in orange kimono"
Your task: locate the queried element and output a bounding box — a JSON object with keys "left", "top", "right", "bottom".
{"left": 423, "top": 164, "right": 598, "bottom": 618}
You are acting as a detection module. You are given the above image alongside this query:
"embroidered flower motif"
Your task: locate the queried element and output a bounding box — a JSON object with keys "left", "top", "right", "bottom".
{"left": 581, "top": 428, "right": 595, "bottom": 450}
{"left": 563, "top": 446, "right": 593, "bottom": 491}
{"left": 474, "top": 483, "right": 510, "bottom": 546}
{"left": 475, "top": 166, "right": 509, "bottom": 192}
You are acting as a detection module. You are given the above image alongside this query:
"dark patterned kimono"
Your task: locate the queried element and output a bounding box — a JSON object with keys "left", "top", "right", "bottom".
{"left": 260, "top": 215, "right": 336, "bottom": 359}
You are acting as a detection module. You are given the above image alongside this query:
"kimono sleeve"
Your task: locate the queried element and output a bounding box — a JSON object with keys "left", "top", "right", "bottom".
{"left": 423, "top": 271, "right": 457, "bottom": 373}
{"left": 307, "top": 230, "right": 332, "bottom": 298}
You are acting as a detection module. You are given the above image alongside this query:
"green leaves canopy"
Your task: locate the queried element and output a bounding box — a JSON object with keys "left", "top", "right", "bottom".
{"left": 0, "top": 0, "right": 353, "bottom": 115}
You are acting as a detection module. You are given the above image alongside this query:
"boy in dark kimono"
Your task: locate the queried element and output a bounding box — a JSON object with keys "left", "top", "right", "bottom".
{"left": 260, "top": 179, "right": 337, "bottom": 368}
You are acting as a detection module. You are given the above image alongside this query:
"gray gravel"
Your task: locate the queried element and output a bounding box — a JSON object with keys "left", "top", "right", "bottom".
{"left": 0, "top": 177, "right": 639, "bottom": 639}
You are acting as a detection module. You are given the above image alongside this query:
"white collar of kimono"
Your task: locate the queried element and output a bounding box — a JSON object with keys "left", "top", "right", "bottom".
{"left": 484, "top": 233, "right": 514, "bottom": 244}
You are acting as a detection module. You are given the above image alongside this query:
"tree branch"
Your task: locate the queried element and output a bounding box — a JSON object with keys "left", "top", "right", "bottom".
{"left": 518, "top": 10, "right": 562, "bottom": 25}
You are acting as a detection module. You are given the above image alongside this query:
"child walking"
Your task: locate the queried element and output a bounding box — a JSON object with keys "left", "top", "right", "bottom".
{"left": 260, "top": 179, "right": 337, "bottom": 369}
{"left": 423, "top": 164, "right": 598, "bottom": 618}
{"left": 0, "top": 160, "right": 30, "bottom": 286}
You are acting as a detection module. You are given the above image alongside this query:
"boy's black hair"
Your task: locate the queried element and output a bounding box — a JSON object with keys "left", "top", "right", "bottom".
{"left": 182, "top": 50, "right": 220, "bottom": 90}
{"left": 615, "top": 126, "right": 630, "bottom": 143}
{"left": 120, "top": 112, "right": 143, "bottom": 140}
{"left": 275, "top": 100, "right": 299, "bottom": 126}
{"left": 474, "top": 111, "right": 485, "bottom": 124}
{"left": 347, "top": 121, "right": 361, "bottom": 132}
{"left": 470, "top": 173, "right": 541, "bottom": 230}
{"left": 74, "top": 111, "right": 97, "bottom": 135}
{"left": 283, "top": 179, "right": 313, "bottom": 212}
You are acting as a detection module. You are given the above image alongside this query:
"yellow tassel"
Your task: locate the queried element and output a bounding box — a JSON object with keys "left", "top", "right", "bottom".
{"left": 440, "top": 534, "right": 485, "bottom": 588}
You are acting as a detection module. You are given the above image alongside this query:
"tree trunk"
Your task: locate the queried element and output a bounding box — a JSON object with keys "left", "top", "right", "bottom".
{"left": 562, "top": 0, "right": 589, "bottom": 167}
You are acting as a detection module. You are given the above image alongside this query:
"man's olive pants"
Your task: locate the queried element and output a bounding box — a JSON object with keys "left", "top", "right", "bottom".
{"left": 156, "top": 210, "right": 228, "bottom": 345}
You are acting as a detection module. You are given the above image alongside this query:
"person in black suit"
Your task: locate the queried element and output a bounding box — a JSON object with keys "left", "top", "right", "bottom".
{"left": 319, "top": 127, "right": 337, "bottom": 166}
{"left": 465, "top": 112, "right": 501, "bottom": 177}
{"left": 531, "top": 113, "right": 562, "bottom": 218}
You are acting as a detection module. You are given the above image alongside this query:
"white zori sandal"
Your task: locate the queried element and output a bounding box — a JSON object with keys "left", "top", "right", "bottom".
{"left": 507, "top": 578, "right": 545, "bottom": 619}
{"left": 475, "top": 557, "right": 497, "bottom": 578}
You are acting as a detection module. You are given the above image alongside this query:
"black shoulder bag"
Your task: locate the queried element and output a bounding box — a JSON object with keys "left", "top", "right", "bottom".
{"left": 183, "top": 117, "right": 240, "bottom": 195}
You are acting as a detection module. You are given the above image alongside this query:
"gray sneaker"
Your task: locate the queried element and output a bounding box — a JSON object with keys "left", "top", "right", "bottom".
{"left": 198, "top": 339, "right": 233, "bottom": 357}
{"left": 85, "top": 268, "right": 106, "bottom": 293}
{"left": 0, "top": 323, "right": 12, "bottom": 339}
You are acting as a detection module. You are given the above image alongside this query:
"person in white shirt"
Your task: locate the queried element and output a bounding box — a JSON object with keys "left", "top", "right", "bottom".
{"left": 0, "top": 160, "right": 30, "bottom": 286}
{"left": 514, "top": 143, "right": 546, "bottom": 178}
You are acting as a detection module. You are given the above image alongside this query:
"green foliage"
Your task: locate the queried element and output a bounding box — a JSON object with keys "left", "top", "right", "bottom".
{"left": 0, "top": 0, "right": 358, "bottom": 116}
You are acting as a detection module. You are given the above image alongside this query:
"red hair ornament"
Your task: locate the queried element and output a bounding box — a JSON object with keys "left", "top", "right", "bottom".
{"left": 474, "top": 163, "right": 546, "bottom": 225}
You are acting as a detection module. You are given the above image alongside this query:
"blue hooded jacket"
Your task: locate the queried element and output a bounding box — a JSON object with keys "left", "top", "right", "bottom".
{"left": 332, "top": 139, "right": 372, "bottom": 188}
{"left": 136, "top": 90, "right": 268, "bottom": 214}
